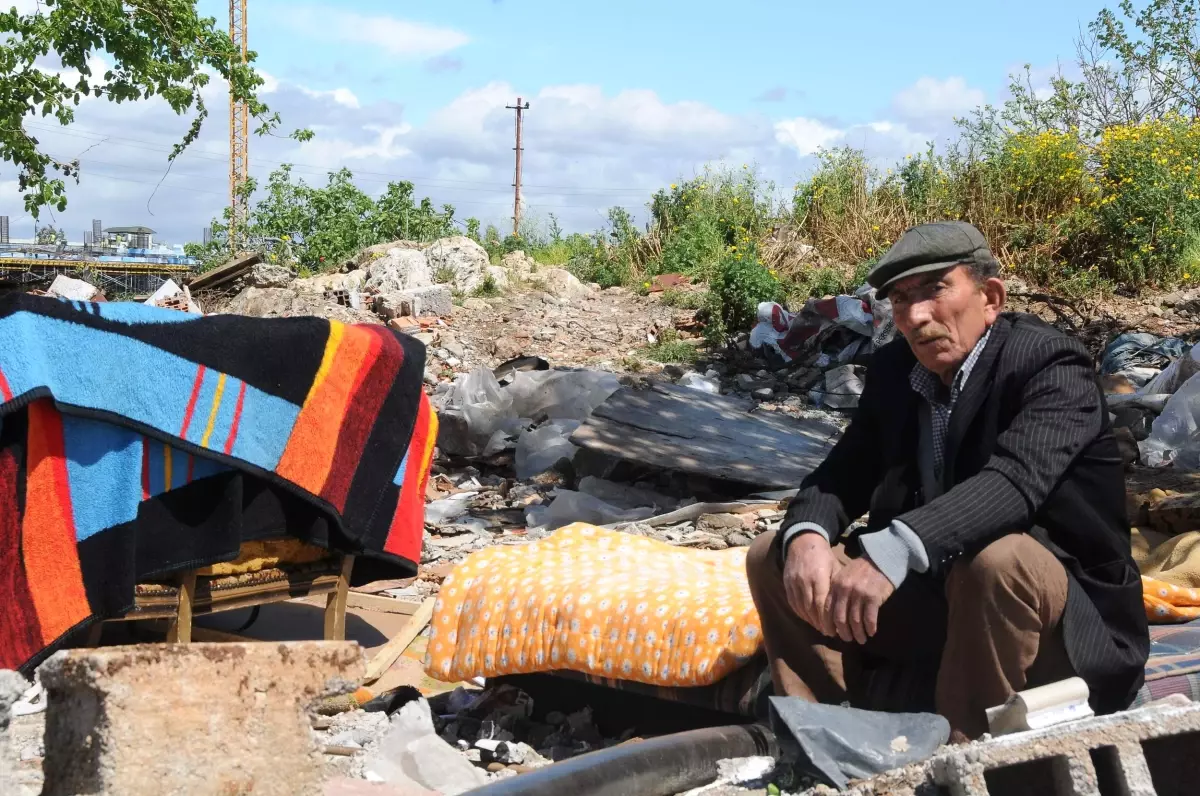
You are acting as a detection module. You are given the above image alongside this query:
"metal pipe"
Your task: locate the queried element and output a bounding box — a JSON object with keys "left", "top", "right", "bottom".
{"left": 465, "top": 724, "right": 777, "bottom": 796}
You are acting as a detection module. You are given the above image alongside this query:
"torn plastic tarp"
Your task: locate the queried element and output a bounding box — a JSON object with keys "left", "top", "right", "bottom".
{"left": 749, "top": 287, "right": 892, "bottom": 364}
{"left": 769, "top": 697, "right": 949, "bottom": 790}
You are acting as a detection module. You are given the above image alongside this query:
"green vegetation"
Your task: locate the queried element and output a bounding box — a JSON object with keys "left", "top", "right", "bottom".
{"left": 187, "top": 165, "right": 456, "bottom": 274}
{"left": 2, "top": 0, "right": 306, "bottom": 216}
{"left": 641, "top": 329, "right": 700, "bottom": 364}
{"left": 185, "top": 0, "right": 1200, "bottom": 342}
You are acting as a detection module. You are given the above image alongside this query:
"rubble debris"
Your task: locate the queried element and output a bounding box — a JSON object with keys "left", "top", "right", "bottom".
{"left": 528, "top": 268, "right": 593, "bottom": 301}
{"left": 812, "top": 364, "right": 866, "bottom": 410}
{"left": 225, "top": 286, "right": 381, "bottom": 325}
{"left": 375, "top": 285, "right": 453, "bottom": 320}
{"left": 500, "top": 251, "right": 538, "bottom": 281}
{"left": 571, "top": 383, "right": 840, "bottom": 490}
{"left": 146, "top": 278, "right": 202, "bottom": 314}
{"left": 39, "top": 642, "right": 363, "bottom": 796}
{"left": 525, "top": 488, "right": 657, "bottom": 531}
{"left": 243, "top": 261, "right": 297, "bottom": 288}
{"left": 363, "top": 248, "right": 434, "bottom": 294}
{"left": 46, "top": 274, "right": 102, "bottom": 302}
{"left": 1, "top": 670, "right": 30, "bottom": 792}
{"left": 363, "top": 698, "right": 488, "bottom": 795}
{"left": 425, "top": 237, "right": 490, "bottom": 294}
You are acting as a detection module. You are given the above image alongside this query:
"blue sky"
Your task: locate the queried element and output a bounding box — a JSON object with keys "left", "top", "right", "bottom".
{"left": 8, "top": 0, "right": 1110, "bottom": 243}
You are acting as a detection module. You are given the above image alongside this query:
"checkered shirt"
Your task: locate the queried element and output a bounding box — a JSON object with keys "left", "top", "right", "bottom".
{"left": 908, "top": 326, "right": 993, "bottom": 480}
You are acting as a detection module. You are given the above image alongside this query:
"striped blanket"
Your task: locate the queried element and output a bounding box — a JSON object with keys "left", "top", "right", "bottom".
{"left": 0, "top": 293, "right": 437, "bottom": 674}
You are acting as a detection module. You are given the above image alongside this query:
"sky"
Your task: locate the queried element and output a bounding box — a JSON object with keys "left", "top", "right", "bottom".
{"left": 3, "top": 0, "right": 1110, "bottom": 245}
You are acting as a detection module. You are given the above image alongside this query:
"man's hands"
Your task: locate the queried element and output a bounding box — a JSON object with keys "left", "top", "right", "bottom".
{"left": 782, "top": 533, "right": 840, "bottom": 635}
{"left": 827, "top": 558, "right": 895, "bottom": 645}
{"left": 782, "top": 533, "right": 896, "bottom": 645}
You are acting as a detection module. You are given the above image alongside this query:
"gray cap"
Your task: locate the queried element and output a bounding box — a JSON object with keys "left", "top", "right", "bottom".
{"left": 867, "top": 221, "right": 997, "bottom": 297}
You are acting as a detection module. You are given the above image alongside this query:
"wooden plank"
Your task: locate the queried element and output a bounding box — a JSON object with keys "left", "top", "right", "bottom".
{"left": 346, "top": 592, "right": 422, "bottom": 616}
{"left": 364, "top": 597, "right": 435, "bottom": 684}
{"left": 186, "top": 251, "right": 262, "bottom": 291}
{"left": 324, "top": 555, "right": 354, "bottom": 641}
{"left": 166, "top": 571, "right": 197, "bottom": 643}
{"left": 570, "top": 384, "right": 841, "bottom": 490}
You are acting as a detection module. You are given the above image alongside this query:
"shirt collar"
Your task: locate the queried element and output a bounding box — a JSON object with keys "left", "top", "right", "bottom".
{"left": 909, "top": 325, "right": 993, "bottom": 405}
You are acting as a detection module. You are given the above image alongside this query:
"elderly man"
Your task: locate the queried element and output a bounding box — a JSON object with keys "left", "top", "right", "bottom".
{"left": 746, "top": 221, "right": 1148, "bottom": 739}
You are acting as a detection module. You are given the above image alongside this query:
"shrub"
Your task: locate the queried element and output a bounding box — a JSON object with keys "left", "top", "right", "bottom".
{"left": 708, "top": 246, "right": 782, "bottom": 343}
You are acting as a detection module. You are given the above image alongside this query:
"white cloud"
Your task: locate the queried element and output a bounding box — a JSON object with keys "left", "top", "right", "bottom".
{"left": 773, "top": 118, "right": 844, "bottom": 155}
{"left": 891, "top": 76, "right": 985, "bottom": 123}
{"left": 282, "top": 6, "right": 469, "bottom": 59}
{"left": 1, "top": 77, "right": 948, "bottom": 244}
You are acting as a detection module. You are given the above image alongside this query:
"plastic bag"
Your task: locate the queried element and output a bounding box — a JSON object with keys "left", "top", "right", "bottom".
{"left": 1101, "top": 332, "right": 1186, "bottom": 375}
{"left": 1139, "top": 371, "right": 1200, "bottom": 468}
{"left": 679, "top": 371, "right": 720, "bottom": 394}
{"left": 813, "top": 365, "right": 864, "bottom": 410}
{"left": 514, "top": 420, "right": 582, "bottom": 479}
{"left": 425, "top": 493, "right": 478, "bottom": 526}
{"left": 769, "top": 698, "right": 950, "bottom": 790}
{"left": 1140, "top": 341, "right": 1200, "bottom": 396}
{"left": 507, "top": 369, "right": 620, "bottom": 421}
{"left": 363, "top": 698, "right": 487, "bottom": 795}
{"left": 524, "top": 489, "right": 656, "bottom": 531}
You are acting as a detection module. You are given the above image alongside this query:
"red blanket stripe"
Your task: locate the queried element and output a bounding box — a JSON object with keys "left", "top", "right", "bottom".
{"left": 385, "top": 394, "right": 436, "bottom": 563}
{"left": 0, "top": 448, "right": 43, "bottom": 670}
{"left": 323, "top": 326, "right": 404, "bottom": 511}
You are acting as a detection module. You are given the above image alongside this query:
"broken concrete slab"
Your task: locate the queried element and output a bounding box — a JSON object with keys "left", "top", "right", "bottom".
{"left": 824, "top": 696, "right": 1200, "bottom": 796}
{"left": 225, "top": 287, "right": 380, "bottom": 325}
{"left": 531, "top": 268, "right": 592, "bottom": 301}
{"left": 1, "top": 670, "right": 29, "bottom": 793}
{"left": 501, "top": 250, "right": 538, "bottom": 280}
{"left": 39, "top": 642, "right": 363, "bottom": 796}
{"left": 375, "top": 285, "right": 453, "bottom": 320}
{"left": 47, "top": 274, "right": 101, "bottom": 302}
{"left": 571, "top": 383, "right": 840, "bottom": 490}
{"left": 244, "top": 261, "right": 296, "bottom": 288}
{"left": 365, "top": 249, "right": 434, "bottom": 293}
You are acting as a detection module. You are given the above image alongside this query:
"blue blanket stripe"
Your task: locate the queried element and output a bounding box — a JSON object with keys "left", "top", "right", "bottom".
{"left": 61, "top": 415, "right": 143, "bottom": 541}
{"left": 94, "top": 301, "right": 202, "bottom": 324}
{"left": 0, "top": 311, "right": 300, "bottom": 471}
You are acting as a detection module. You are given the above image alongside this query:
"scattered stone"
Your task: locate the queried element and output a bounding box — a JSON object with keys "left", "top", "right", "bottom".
{"left": 727, "top": 532, "right": 754, "bottom": 547}
{"left": 501, "top": 251, "right": 538, "bottom": 280}
{"left": 412, "top": 332, "right": 436, "bottom": 346}
{"left": 736, "top": 374, "right": 756, "bottom": 390}
{"left": 295, "top": 270, "right": 369, "bottom": 294}
{"left": 533, "top": 328, "right": 556, "bottom": 342}
{"left": 532, "top": 268, "right": 592, "bottom": 301}
{"left": 40, "top": 642, "right": 363, "bottom": 796}
{"left": 375, "top": 285, "right": 453, "bottom": 319}
{"left": 663, "top": 364, "right": 688, "bottom": 379}
{"left": 462, "top": 298, "right": 490, "bottom": 312}
{"left": 226, "top": 287, "right": 380, "bottom": 325}
{"left": 425, "top": 236, "right": 490, "bottom": 293}
{"left": 243, "top": 261, "right": 296, "bottom": 288}
{"left": 493, "top": 333, "right": 531, "bottom": 360}
{"left": 754, "top": 387, "right": 775, "bottom": 400}
{"left": 697, "top": 513, "right": 745, "bottom": 533}
{"left": 485, "top": 266, "right": 511, "bottom": 291}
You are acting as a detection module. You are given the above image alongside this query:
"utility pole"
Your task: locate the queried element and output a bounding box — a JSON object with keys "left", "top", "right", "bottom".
{"left": 228, "top": 0, "right": 250, "bottom": 252}
{"left": 506, "top": 97, "right": 529, "bottom": 237}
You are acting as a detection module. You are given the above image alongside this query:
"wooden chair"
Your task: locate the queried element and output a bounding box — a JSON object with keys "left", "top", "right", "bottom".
{"left": 94, "top": 553, "right": 355, "bottom": 644}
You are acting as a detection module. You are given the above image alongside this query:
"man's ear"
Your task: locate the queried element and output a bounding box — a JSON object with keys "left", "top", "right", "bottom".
{"left": 982, "top": 277, "right": 1006, "bottom": 321}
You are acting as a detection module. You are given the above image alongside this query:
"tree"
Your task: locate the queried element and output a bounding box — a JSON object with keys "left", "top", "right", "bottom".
{"left": 35, "top": 224, "right": 65, "bottom": 244}
{"left": 1, "top": 0, "right": 310, "bottom": 217}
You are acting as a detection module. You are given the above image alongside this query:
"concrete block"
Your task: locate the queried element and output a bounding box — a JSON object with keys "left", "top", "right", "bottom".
{"left": 39, "top": 642, "right": 363, "bottom": 796}
{"left": 831, "top": 697, "right": 1200, "bottom": 796}
{"left": 375, "top": 285, "right": 453, "bottom": 320}
{"left": 1, "top": 670, "right": 30, "bottom": 794}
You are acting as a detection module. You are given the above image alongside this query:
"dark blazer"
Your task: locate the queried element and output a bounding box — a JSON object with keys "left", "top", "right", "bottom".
{"left": 777, "top": 312, "right": 1149, "bottom": 714}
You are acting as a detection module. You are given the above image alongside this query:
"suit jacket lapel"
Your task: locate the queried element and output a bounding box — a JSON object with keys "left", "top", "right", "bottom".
{"left": 943, "top": 315, "right": 1011, "bottom": 487}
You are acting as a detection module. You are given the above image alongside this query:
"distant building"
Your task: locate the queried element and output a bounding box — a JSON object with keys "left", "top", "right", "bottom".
{"left": 102, "top": 225, "right": 155, "bottom": 249}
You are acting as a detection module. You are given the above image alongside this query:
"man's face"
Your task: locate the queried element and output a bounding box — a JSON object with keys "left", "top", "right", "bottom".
{"left": 887, "top": 265, "right": 1005, "bottom": 383}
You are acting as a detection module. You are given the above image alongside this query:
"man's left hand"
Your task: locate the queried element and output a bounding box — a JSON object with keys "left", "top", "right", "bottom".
{"left": 826, "top": 558, "right": 895, "bottom": 645}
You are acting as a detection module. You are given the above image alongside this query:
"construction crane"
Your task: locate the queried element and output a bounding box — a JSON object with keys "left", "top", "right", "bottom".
{"left": 228, "top": 0, "right": 249, "bottom": 252}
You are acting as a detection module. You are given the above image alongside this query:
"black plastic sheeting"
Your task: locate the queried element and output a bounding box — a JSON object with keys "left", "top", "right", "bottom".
{"left": 768, "top": 697, "right": 949, "bottom": 790}
{"left": 464, "top": 723, "right": 778, "bottom": 796}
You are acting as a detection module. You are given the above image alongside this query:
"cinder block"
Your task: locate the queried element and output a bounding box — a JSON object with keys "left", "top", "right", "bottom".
{"left": 834, "top": 697, "right": 1200, "bottom": 796}
{"left": 39, "top": 642, "right": 364, "bottom": 796}
{"left": 375, "top": 285, "right": 453, "bottom": 319}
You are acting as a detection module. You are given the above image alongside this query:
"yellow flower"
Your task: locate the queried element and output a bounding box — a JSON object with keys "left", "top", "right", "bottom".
{"left": 643, "top": 281, "right": 651, "bottom": 288}
{"left": 670, "top": 184, "right": 677, "bottom": 190}
{"left": 872, "top": 225, "right": 880, "bottom": 231}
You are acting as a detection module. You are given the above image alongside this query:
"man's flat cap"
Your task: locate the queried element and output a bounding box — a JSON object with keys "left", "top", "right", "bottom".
{"left": 867, "top": 221, "right": 997, "bottom": 297}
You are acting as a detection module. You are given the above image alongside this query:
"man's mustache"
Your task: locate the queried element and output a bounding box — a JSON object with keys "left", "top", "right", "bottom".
{"left": 907, "top": 327, "right": 949, "bottom": 344}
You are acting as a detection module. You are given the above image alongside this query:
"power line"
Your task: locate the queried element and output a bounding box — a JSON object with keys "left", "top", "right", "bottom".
{"left": 23, "top": 121, "right": 668, "bottom": 194}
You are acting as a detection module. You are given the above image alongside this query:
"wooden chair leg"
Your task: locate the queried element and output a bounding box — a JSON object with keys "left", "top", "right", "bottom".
{"left": 324, "top": 555, "right": 354, "bottom": 641}
{"left": 167, "top": 571, "right": 197, "bottom": 644}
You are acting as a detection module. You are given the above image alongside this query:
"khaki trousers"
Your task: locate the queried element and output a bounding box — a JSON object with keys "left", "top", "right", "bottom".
{"left": 746, "top": 530, "right": 1073, "bottom": 738}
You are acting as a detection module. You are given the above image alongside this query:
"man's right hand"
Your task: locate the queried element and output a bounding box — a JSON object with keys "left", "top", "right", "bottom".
{"left": 782, "top": 533, "right": 841, "bottom": 637}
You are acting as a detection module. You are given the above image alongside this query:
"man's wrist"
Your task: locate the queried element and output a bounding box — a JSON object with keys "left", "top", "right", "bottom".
{"left": 859, "top": 519, "right": 929, "bottom": 588}
{"left": 782, "top": 522, "right": 831, "bottom": 555}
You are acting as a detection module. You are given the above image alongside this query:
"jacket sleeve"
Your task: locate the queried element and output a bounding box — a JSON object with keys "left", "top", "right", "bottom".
{"left": 776, "top": 357, "right": 887, "bottom": 556}
{"left": 896, "top": 335, "right": 1102, "bottom": 575}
